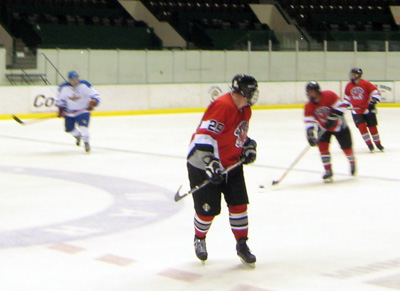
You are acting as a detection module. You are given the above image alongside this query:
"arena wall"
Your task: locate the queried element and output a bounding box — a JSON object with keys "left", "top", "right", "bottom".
{"left": 0, "top": 81, "right": 397, "bottom": 118}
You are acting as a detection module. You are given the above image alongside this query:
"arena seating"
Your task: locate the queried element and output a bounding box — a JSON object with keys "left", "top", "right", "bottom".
{"left": 138, "top": 0, "right": 400, "bottom": 50}
{"left": 140, "top": 0, "right": 276, "bottom": 50}
{"left": 278, "top": 0, "right": 400, "bottom": 49}
{"left": 0, "top": 0, "right": 162, "bottom": 50}
{"left": 1, "top": 0, "right": 400, "bottom": 52}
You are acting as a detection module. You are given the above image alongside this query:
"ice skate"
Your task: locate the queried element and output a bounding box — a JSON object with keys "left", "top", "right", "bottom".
{"left": 350, "top": 163, "right": 356, "bottom": 176}
{"left": 368, "top": 144, "right": 374, "bottom": 153}
{"left": 194, "top": 236, "right": 207, "bottom": 264}
{"left": 322, "top": 170, "right": 333, "bottom": 183}
{"left": 376, "top": 144, "right": 384, "bottom": 152}
{"left": 84, "top": 142, "right": 90, "bottom": 153}
{"left": 75, "top": 135, "right": 81, "bottom": 146}
{"left": 236, "top": 238, "right": 256, "bottom": 268}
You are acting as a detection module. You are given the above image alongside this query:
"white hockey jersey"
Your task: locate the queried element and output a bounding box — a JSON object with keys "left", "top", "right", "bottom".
{"left": 56, "top": 80, "right": 100, "bottom": 117}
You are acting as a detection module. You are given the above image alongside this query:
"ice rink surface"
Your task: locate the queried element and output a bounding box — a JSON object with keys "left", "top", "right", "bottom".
{"left": 0, "top": 108, "right": 399, "bottom": 291}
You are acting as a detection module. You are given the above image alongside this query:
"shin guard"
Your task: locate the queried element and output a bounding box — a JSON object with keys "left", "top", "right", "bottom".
{"left": 229, "top": 204, "right": 249, "bottom": 241}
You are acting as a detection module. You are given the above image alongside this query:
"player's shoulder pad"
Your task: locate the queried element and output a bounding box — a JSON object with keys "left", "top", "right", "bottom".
{"left": 325, "top": 89, "right": 339, "bottom": 97}
{"left": 80, "top": 80, "right": 92, "bottom": 87}
{"left": 363, "top": 79, "right": 376, "bottom": 87}
{"left": 209, "top": 96, "right": 231, "bottom": 112}
{"left": 58, "top": 82, "right": 72, "bottom": 91}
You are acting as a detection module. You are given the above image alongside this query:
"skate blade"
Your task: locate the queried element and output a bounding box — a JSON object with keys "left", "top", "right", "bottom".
{"left": 196, "top": 256, "right": 207, "bottom": 265}
{"left": 239, "top": 257, "right": 256, "bottom": 268}
{"left": 323, "top": 178, "right": 333, "bottom": 183}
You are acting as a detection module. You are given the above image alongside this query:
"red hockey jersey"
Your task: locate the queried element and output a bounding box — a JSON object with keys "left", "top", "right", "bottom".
{"left": 344, "top": 79, "right": 381, "bottom": 114}
{"left": 304, "top": 90, "right": 347, "bottom": 132}
{"left": 188, "top": 93, "right": 251, "bottom": 169}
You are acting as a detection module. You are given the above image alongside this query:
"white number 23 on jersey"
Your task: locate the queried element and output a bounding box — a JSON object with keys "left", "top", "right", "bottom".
{"left": 208, "top": 120, "right": 224, "bottom": 134}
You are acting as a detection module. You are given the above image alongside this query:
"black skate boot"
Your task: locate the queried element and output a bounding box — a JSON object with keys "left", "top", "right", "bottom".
{"left": 322, "top": 170, "right": 333, "bottom": 183}
{"left": 376, "top": 144, "right": 384, "bottom": 152}
{"left": 194, "top": 236, "right": 207, "bottom": 263}
{"left": 84, "top": 142, "right": 90, "bottom": 153}
{"left": 350, "top": 163, "right": 356, "bottom": 176}
{"left": 368, "top": 143, "right": 374, "bottom": 153}
{"left": 236, "top": 238, "right": 256, "bottom": 267}
{"left": 74, "top": 135, "right": 81, "bottom": 146}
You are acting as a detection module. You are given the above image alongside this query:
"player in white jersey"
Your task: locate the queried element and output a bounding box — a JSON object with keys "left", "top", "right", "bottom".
{"left": 56, "top": 71, "right": 100, "bottom": 152}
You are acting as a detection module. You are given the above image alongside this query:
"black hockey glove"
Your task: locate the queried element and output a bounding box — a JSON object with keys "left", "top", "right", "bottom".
{"left": 371, "top": 97, "right": 380, "bottom": 104}
{"left": 241, "top": 138, "right": 257, "bottom": 164}
{"left": 368, "top": 97, "right": 379, "bottom": 113}
{"left": 325, "top": 113, "right": 339, "bottom": 129}
{"left": 368, "top": 102, "right": 376, "bottom": 113}
{"left": 306, "top": 127, "right": 318, "bottom": 147}
{"left": 203, "top": 155, "right": 224, "bottom": 184}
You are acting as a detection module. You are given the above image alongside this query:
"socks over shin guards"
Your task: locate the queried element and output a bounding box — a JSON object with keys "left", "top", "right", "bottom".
{"left": 194, "top": 213, "right": 214, "bottom": 239}
{"left": 229, "top": 204, "right": 249, "bottom": 241}
{"left": 70, "top": 128, "right": 81, "bottom": 138}
{"left": 318, "top": 142, "right": 331, "bottom": 171}
{"left": 358, "top": 123, "right": 373, "bottom": 146}
{"left": 343, "top": 148, "right": 355, "bottom": 164}
{"left": 368, "top": 126, "right": 381, "bottom": 145}
{"left": 79, "top": 126, "right": 89, "bottom": 143}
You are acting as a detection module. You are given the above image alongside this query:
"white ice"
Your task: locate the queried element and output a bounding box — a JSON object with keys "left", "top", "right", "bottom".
{"left": 0, "top": 108, "right": 399, "bottom": 291}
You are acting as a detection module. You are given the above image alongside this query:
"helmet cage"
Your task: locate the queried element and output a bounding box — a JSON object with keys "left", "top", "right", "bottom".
{"left": 350, "top": 67, "right": 362, "bottom": 81}
{"left": 306, "top": 81, "right": 320, "bottom": 92}
{"left": 232, "top": 74, "right": 259, "bottom": 106}
{"left": 305, "top": 81, "right": 321, "bottom": 104}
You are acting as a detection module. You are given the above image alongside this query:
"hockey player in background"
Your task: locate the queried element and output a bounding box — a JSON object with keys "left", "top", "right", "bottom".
{"left": 187, "top": 74, "right": 258, "bottom": 266}
{"left": 344, "top": 67, "right": 384, "bottom": 152}
{"left": 56, "top": 71, "right": 100, "bottom": 153}
{"left": 304, "top": 81, "right": 356, "bottom": 182}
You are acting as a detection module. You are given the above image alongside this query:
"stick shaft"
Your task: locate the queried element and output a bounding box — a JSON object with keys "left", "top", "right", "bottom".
{"left": 273, "top": 145, "right": 310, "bottom": 185}
{"left": 12, "top": 114, "right": 57, "bottom": 125}
{"left": 12, "top": 115, "right": 24, "bottom": 124}
{"left": 175, "top": 160, "right": 243, "bottom": 202}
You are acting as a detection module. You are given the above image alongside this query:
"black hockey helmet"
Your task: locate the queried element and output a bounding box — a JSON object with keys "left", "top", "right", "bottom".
{"left": 231, "top": 74, "right": 259, "bottom": 106}
{"left": 305, "top": 81, "right": 321, "bottom": 104}
{"left": 305, "top": 81, "right": 320, "bottom": 92}
{"left": 350, "top": 67, "right": 363, "bottom": 81}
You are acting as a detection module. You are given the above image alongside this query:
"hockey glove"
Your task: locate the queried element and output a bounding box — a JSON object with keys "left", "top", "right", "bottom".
{"left": 203, "top": 155, "right": 224, "bottom": 184}
{"left": 325, "top": 113, "right": 339, "bottom": 129}
{"left": 368, "top": 102, "right": 377, "bottom": 113}
{"left": 306, "top": 127, "right": 318, "bottom": 146}
{"left": 368, "top": 97, "right": 379, "bottom": 113}
{"left": 241, "top": 138, "right": 257, "bottom": 164}
{"left": 371, "top": 97, "right": 380, "bottom": 104}
{"left": 88, "top": 99, "right": 98, "bottom": 111}
{"left": 57, "top": 107, "right": 65, "bottom": 118}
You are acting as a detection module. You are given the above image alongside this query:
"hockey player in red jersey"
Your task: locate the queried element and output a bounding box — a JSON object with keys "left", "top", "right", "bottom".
{"left": 344, "top": 67, "right": 384, "bottom": 152}
{"left": 304, "top": 81, "right": 356, "bottom": 182}
{"left": 187, "top": 74, "right": 258, "bottom": 266}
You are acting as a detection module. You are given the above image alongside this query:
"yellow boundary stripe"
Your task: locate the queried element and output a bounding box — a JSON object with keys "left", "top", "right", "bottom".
{"left": 1, "top": 103, "right": 399, "bottom": 120}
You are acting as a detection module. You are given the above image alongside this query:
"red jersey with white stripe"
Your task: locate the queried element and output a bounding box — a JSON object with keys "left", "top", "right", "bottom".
{"left": 304, "top": 90, "right": 347, "bottom": 132}
{"left": 188, "top": 92, "right": 251, "bottom": 169}
{"left": 344, "top": 79, "right": 381, "bottom": 114}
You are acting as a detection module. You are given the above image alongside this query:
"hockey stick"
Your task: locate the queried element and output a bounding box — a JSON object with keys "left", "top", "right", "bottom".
{"left": 349, "top": 107, "right": 367, "bottom": 110}
{"left": 174, "top": 159, "right": 244, "bottom": 202}
{"left": 12, "top": 114, "right": 57, "bottom": 125}
{"left": 272, "top": 144, "right": 310, "bottom": 186}
{"left": 271, "top": 127, "right": 328, "bottom": 186}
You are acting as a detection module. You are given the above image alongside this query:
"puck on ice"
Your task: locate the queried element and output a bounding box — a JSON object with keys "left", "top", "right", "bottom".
{"left": 258, "top": 185, "right": 264, "bottom": 188}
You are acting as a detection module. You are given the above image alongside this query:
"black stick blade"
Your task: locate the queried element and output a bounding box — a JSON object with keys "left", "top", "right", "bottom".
{"left": 272, "top": 180, "right": 279, "bottom": 186}
{"left": 174, "top": 185, "right": 183, "bottom": 202}
{"left": 12, "top": 115, "right": 24, "bottom": 124}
